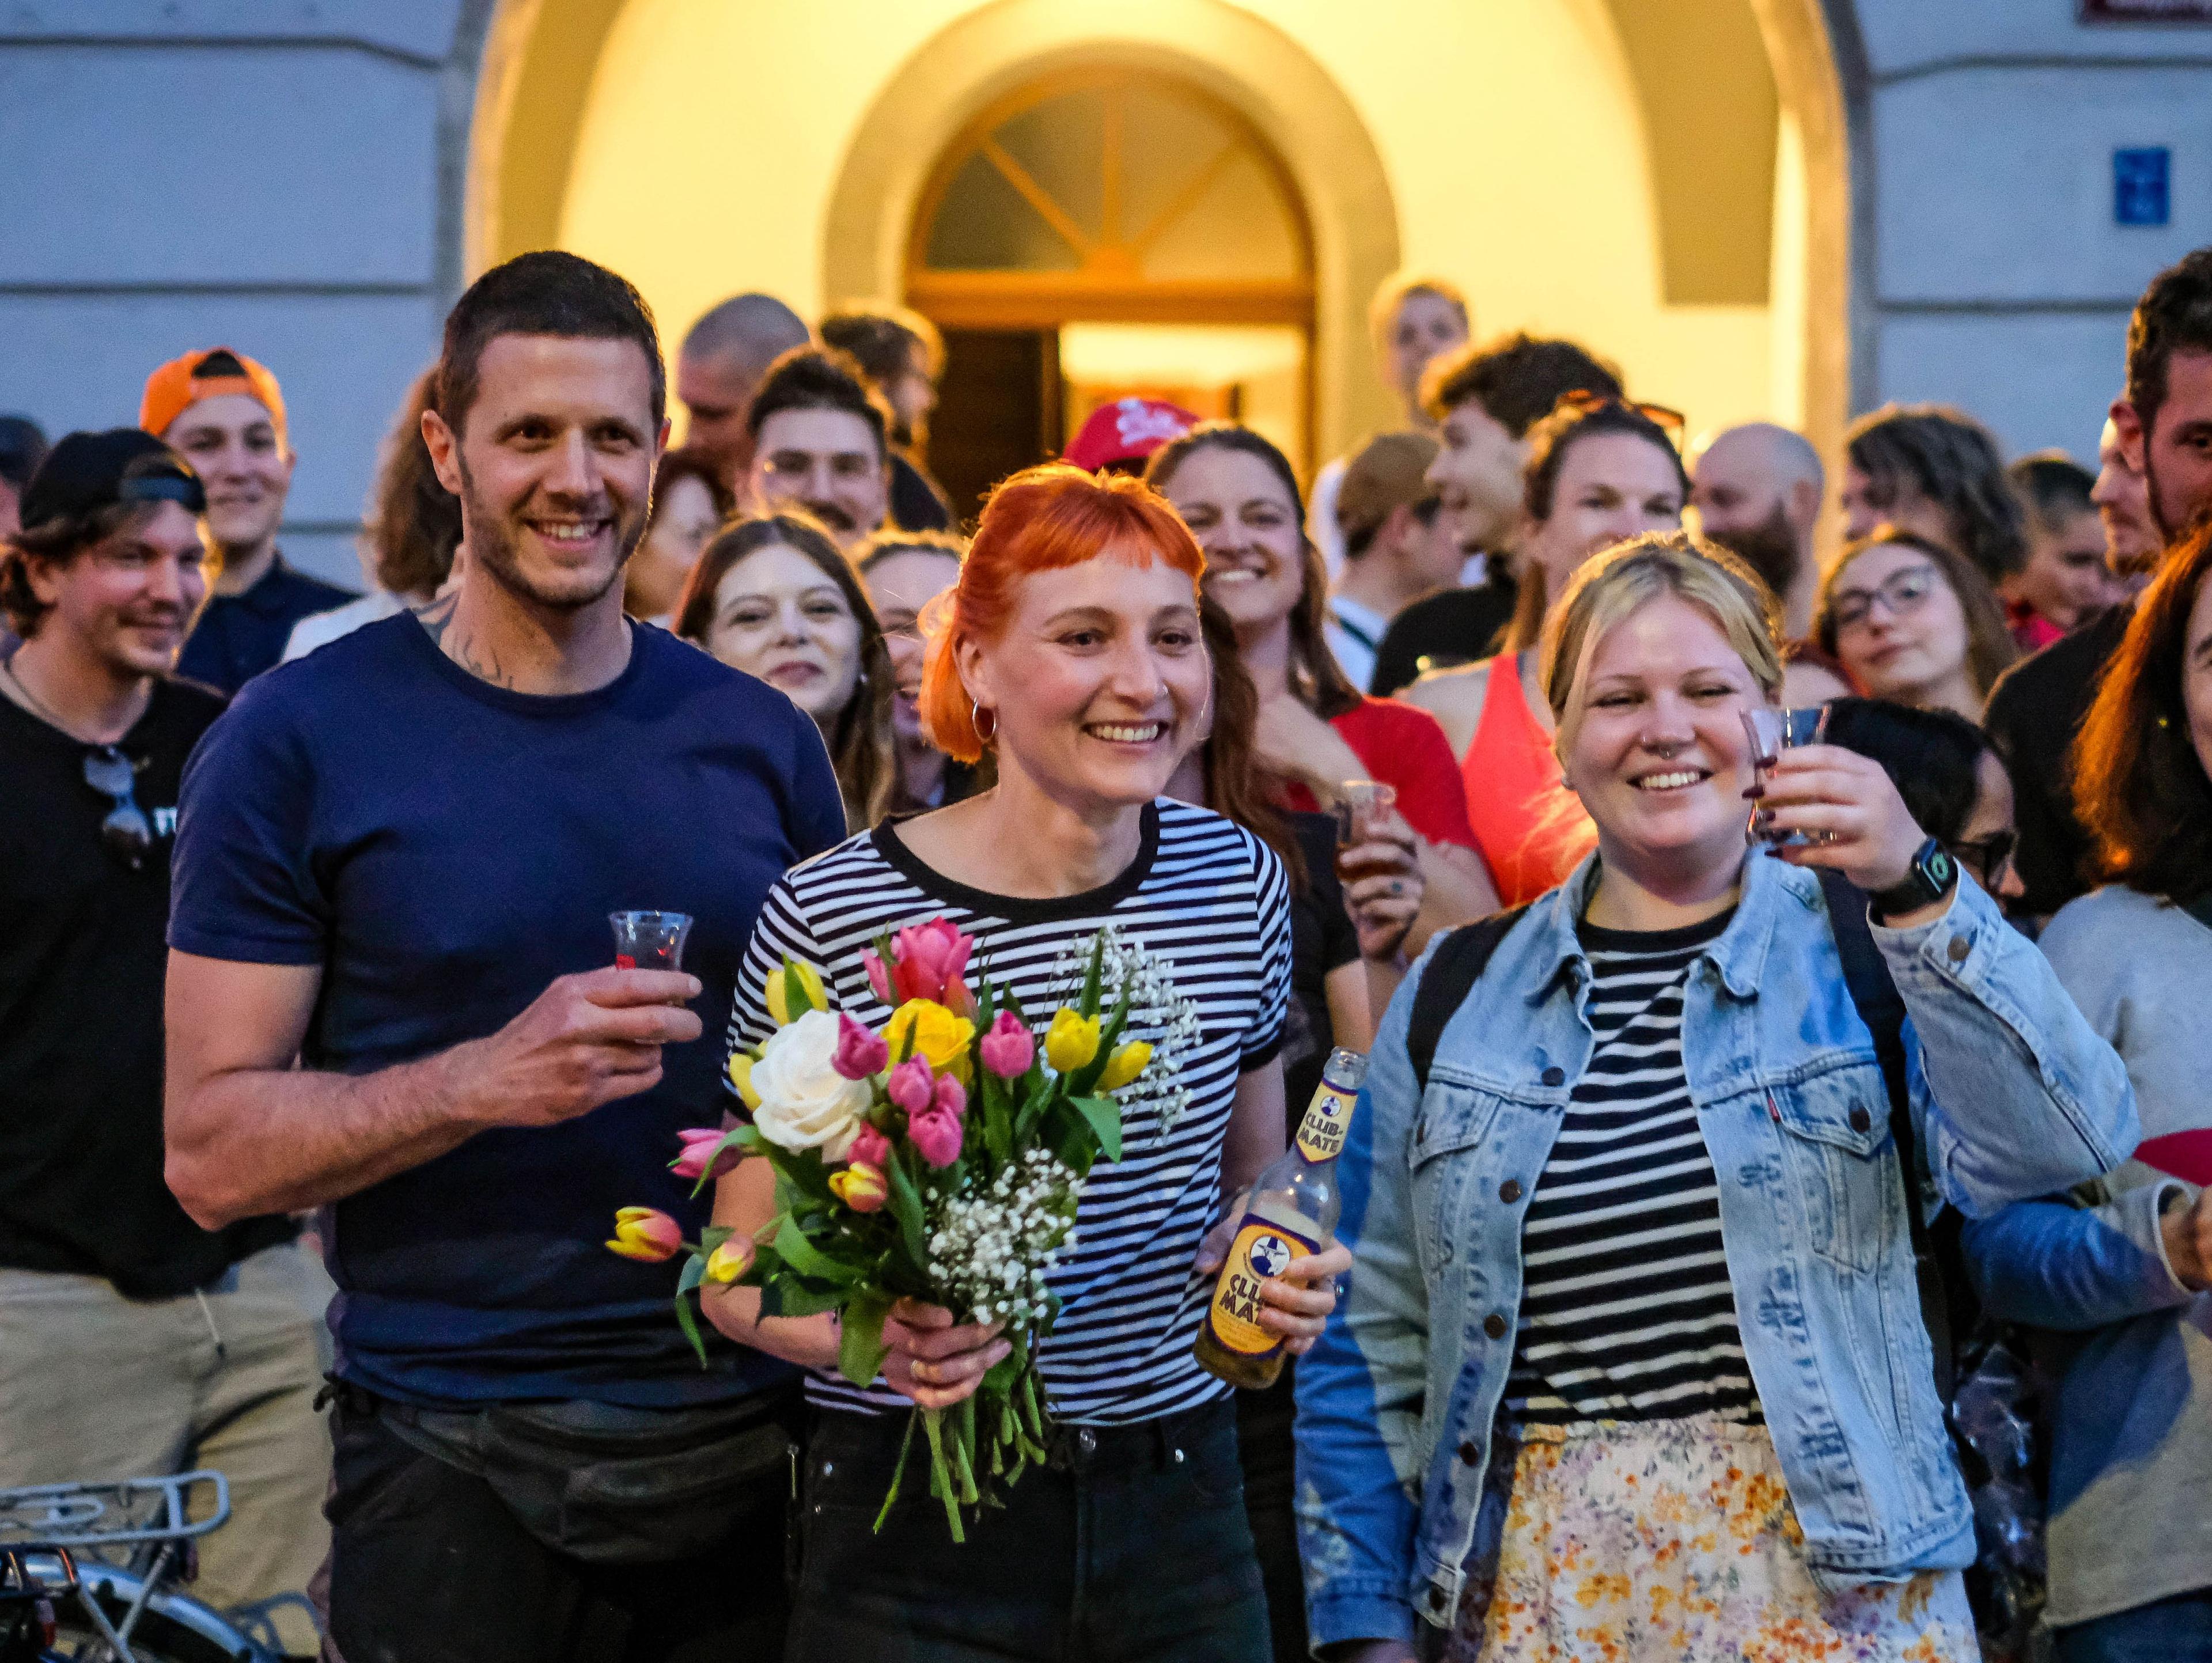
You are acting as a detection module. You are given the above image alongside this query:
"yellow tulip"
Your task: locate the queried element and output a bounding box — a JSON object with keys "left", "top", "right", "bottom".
{"left": 727, "top": 1051, "right": 762, "bottom": 1110}
{"left": 1096, "top": 1040, "right": 1153, "bottom": 1093}
{"left": 605, "top": 1206, "right": 683, "bottom": 1263}
{"left": 884, "top": 999, "right": 976, "bottom": 1074}
{"left": 1044, "top": 1007, "right": 1101, "bottom": 1074}
{"left": 764, "top": 957, "right": 828, "bottom": 1026}
{"left": 702, "top": 1236, "right": 752, "bottom": 1284}
{"left": 828, "top": 1161, "right": 889, "bottom": 1213}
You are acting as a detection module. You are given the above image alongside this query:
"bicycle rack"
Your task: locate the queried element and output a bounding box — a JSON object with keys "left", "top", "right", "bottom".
{"left": 0, "top": 1473, "right": 275, "bottom": 1662}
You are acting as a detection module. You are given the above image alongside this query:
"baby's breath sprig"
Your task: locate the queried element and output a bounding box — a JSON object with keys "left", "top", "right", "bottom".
{"left": 1045, "top": 926, "right": 1202, "bottom": 1138}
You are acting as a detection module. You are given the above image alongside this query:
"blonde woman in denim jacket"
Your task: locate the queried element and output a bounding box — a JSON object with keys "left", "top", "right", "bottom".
{"left": 1297, "top": 533, "right": 2137, "bottom": 1662}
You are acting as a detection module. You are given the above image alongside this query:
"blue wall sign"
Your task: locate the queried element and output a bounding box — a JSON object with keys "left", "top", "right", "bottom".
{"left": 2115, "top": 148, "right": 2172, "bottom": 226}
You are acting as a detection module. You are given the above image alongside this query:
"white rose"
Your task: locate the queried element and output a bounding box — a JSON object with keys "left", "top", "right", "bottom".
{"left": 749, "top": 1007, "right": 870, "bottom": 1160}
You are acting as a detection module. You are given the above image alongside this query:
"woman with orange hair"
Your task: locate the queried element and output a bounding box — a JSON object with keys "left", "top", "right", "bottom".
{"left": 704, "top": 463, "right": 1350, "bottom": 1661}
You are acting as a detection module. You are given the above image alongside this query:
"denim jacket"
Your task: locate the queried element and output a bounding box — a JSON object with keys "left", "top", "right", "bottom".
{"left": 1295, "top": 852, "right": 2138, "bottom": 1649}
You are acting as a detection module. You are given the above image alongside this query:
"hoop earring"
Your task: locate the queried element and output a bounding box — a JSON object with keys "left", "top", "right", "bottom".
{"left": 972, "top": 700, "right": 998, "bottom": 743}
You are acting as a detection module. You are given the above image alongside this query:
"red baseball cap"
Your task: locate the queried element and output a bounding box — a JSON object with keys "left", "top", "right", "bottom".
{"left": 1064, "top": 397, "right": 1200, "bottom": 474}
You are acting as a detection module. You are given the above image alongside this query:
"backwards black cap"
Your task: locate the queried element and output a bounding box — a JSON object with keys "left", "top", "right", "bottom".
{"left": 18, "top": 429, "right": 206, "bottom": 532}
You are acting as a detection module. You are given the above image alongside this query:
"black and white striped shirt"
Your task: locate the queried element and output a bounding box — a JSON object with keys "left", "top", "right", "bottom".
{"left": 728, "top": 798, "right": 1291, "bottom": 1425}
{"left": 1504, "top": 910, "right": 1763, "bottom": 1430}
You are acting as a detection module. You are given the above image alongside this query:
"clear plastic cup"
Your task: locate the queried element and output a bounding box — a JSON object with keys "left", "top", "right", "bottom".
{"left": 610, "top": 911, "right": 692, "bottom": 972}
{"left": 1334, "top": 781, "right": 1399, "bottom": 881}
{"left": 1741, "top": 706, "right": 1831, "bottom": 845}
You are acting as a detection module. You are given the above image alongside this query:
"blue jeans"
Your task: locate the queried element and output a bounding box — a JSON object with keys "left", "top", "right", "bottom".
{"left": 2055, "top": 1589, "right": 2212, "bottom": 1662}
{"left": 789, "top": 1401, "right": 1269, "bottom": 1662}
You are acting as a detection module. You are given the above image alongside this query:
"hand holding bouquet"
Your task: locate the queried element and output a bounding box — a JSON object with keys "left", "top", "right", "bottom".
{"left": 609, "top": 918, "right": 1168, "bottom": 1541}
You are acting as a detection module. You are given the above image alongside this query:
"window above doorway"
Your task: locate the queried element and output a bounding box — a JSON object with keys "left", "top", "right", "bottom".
{"left": 908, "top": 67, "right": 1314, "bottom": 329}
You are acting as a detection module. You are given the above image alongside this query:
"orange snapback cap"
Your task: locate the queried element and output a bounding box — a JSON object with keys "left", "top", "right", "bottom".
{"left": 139, "top": 347, "right": 287, "bottom": 446}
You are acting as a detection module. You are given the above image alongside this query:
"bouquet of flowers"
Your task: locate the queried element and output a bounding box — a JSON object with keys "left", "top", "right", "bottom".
{"left": 607, "top": 918, "right": 1175, "bottom": 1541}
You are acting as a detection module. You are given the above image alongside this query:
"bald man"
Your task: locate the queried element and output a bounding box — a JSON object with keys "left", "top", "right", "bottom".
{"left": 677, "top": 293, "right": 811, "bottom": 487}
{"left": 1687, "top": 422, "right": 1825, "bottom": 637}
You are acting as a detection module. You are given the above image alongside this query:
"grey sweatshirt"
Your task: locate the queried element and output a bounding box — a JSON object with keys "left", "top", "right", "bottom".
{"left": 1961, "top": 884, "right": 2212, "bottom": 1626}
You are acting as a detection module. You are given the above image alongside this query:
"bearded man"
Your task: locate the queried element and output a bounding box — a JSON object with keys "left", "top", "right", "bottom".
{"left": 164, "top": 251, "right": 848, "bottom": 1663}
{"left": 1686, "top": 421, "right": 1824, "bottom": 638}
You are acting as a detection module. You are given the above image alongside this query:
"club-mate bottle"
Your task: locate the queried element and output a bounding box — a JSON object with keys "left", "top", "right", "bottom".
{"left": 1194, "top": 1047, "right": 1366, "bottom": 1389}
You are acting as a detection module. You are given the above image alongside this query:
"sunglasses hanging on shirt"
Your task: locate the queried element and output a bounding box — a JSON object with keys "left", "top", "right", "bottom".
{"left": 83, "top": 747, "right": 155, "bottom": 869}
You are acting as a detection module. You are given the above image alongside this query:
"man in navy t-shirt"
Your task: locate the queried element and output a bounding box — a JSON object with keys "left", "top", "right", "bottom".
{"left": 166, "top": 251, "right": 846, "bottom": 1663}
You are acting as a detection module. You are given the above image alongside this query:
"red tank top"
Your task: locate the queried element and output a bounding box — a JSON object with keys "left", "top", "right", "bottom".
{"left": 1459, "top": 654, "right": 1595, "bottom": 906}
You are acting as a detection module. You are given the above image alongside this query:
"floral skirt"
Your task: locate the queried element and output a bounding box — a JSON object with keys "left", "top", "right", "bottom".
{"left": 1445, "top": 1416, "right": 1978, "bottom": 1663}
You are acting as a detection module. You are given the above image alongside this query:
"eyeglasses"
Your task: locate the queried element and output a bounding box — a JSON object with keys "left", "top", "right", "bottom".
{"left": 1830, "top": 563, "right": 1938, "bottom": 631}
{"left": 83, "top": 747, "right": 154, "bottom": 869}
{"left": 1558, "top": 389, "right": 1687, "bottom": 435}
{"left": 1949, "top": 828, "right": 2016, "bottom": 889}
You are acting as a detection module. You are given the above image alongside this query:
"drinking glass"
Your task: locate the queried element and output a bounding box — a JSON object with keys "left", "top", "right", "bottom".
{"left": 1334, "top": 781, "right": 1400, "bottom": 882}
{"left": 610, "top": 911, "right": 693, "bottom": 972}
{"left": 1741, "top": 706, "right": 1831, "bottom": 846}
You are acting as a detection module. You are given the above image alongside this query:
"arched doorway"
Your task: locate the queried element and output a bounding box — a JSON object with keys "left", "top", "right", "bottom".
{"left": 468, "top": 0, "right": 1857, "bottom": 486}
{"left": 902, "top": 66, "right": 1315, "bottom": 519}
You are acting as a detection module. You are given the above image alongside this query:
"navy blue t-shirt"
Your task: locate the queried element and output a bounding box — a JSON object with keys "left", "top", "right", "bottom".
{"left": 169, "top": 615, "right": 847, "bottom": 1407}
{"left": 176, "top": 552, "right": 357, "bottom": 694}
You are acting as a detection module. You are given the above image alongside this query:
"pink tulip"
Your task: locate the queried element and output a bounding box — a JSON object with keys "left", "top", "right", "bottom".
{"left": 849, "top": 1124, "right": 892, "bottom": 1170}
{"left": 931, "top": 1073, "right": 967, "bottom": 1120}
{"left": 671, "top": 1127, "right": 741, "bottom": 1183}
{"left": 886, "top": 1055, "right": 935, "bottom": 1116}
{"left": 862, "top": 951, "right": 895, "bottom": 1008}
{"left": 979, "top": 1010, "right": 1035, "bottom": 1079}
{"left": 832, "top": 1012, "right": 890, "bottom": 1081}
{"left": 890, "top": 918, "right": 975, "bottom": 1006}
{"left": 908, "top": 1107, "right": 964, "bottom": 1169}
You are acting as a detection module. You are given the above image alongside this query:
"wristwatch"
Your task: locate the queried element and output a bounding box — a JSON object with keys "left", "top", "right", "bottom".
{"left": 1869, "top": 837, "right": 1958, "bottom": 922}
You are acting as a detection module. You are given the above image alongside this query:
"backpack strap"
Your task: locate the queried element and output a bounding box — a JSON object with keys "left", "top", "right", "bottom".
{"left": 1406, "top": 906, "right": 1531, "bottom": 1094}
{"left": 1817, "top": 868, "right": 1960, "bottom": 1400}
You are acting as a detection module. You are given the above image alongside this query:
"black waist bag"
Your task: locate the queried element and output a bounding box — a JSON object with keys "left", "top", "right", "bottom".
{"left": 373, "top": 1385, "right": 800, "bottom": 1564}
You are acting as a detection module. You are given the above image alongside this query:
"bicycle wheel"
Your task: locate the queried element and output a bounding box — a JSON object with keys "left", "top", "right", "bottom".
{"left": 47, "top": 1601, "right": 250, "bottom": 1663}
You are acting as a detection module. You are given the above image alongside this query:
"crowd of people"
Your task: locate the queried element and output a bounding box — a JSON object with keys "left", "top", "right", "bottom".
{"left": 0, "top": 232, "right": 2209, "bottom": 1663}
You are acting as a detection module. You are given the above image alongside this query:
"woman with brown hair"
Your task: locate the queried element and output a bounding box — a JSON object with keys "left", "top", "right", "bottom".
{"left": 1401, "top": 396, "right": 1688, "bottom": 904}
{"left": 1143, "top": 422, "right": 1495, "bottom": 944}
{"left": 675, "top": 512, "right": 895, "bottom": 830}
{"left": 1960, "top": 519, "right": 2212, "bottom": 1659}
{"left": 282, "top": 367, "right": 464, "bottom": 661}
{"left": 1812, "top": 527, "right": 2016, "bottom": 721}
{"left": 624, "top": 445, "right": 733, "bottom": 623}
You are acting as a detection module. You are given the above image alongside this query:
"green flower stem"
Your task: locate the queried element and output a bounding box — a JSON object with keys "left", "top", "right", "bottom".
{"left": 953, "top": 1396, "right": 980, "bottom": 1504}
{"left": 921, "top": 1407, "right": 964, "bottom": 1543}
{"left": 872, "top": 1407, "right": 921, "bottom": 1535}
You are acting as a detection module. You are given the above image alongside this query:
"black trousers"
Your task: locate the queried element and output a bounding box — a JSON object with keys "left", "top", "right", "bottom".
{"left": 1234, "top": 1372, "right": 1309, "bottom": 1663}
{"left": 325, "top": 1400, "right": 793, "bottom": 1663}
{"left": 788, "top": 1400, "right": 1271, "bottom": 1662}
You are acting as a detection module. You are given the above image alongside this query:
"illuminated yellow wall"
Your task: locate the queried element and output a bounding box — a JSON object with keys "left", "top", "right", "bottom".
{"left": 550, "top": 0, "right": 1796, "bottom": 455}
